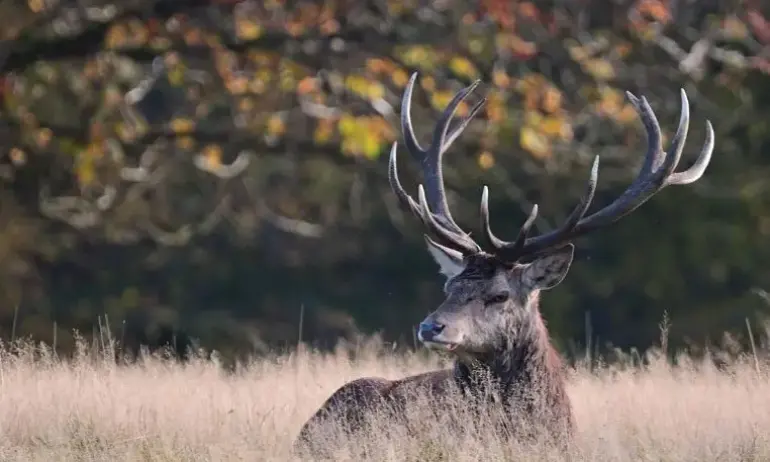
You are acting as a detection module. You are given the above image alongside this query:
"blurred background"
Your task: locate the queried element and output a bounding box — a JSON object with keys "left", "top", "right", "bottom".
{"left": 1, "top": 0, "right": 769, "bottom": 362}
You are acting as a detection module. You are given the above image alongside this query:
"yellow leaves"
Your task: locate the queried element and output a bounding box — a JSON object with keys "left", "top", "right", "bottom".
{"left": 485, "top": 90, "right": 507, "bottom": 123}
{"left": 105, "top": 24, "right": 128, "bottom": 50}
{"left": 201, "top": 144, "right": 222, "bottom": 168}
{"left": 429, "top": 90, "right": 452, "bottom": 112}
{"left": 449, "top": 56, "right": 479, "bottom": 80}
{"left": 235, "top": 17, "right": 263, "bottom": 41}
{"left": 478, "top": 151, "right": 495, "bottom": 170}
{"left": 35, "top": 128, "right": 52, "bottom": 148}
{"left": 567, "top": 41, "right": 589, "bottom": 62}
{"left": 493, "top": 69, "right": 511, "bottom": 88}
{"left": 227, "top": 76, "right": 249, "bottom": 95}
{"left": 519, "top": 109, "right": 573, "bottom": 158}
{"left": 173, "top": 137, "right": 193, "bottom": 150}
{"left": 278, "top": 61, "right": 304, "bottom": 92}
{"left": 391, "top": 69, "right": 409, "bottom": 88}
{"left": 166, "top": 61, "right": 185, "bottom": 87}
{"left": 568, "top": 39, "right": 617, "bottom": 82}
{"left": 9, "top": 148, "right": 26, "bottom": 166}
{"left": 540, "top": 115, "right": 572, "bottom": 140}
{"left": 170, "top": 118, "right": 195, "bottom": 134}
{"left": 266, "top": 114, "right": 286, "bottom": 137}
{"left": 75, "top": 143, "right": 102, "bottom": 187}
{"left": 583, "top": 58, "right": 616, "bottom": 81}
{"left": 520, "top": 126, "right": 551, "bottom": 160}
{"left": 338, "top": 114, "right": 395, "bottom": 160}
{"left": 594, "top": 86, "right": 637, "bottom": 124}
{"left": 27, "top": 0, "right": 46, "bottom": 13}
{"left": 344, "top": 75, "right": 385, "bottom": 101}
{"left": 515, "top": 73, "right": 547, "bottom": 95}
{"left": 397, "top": 46, "right": 440, "bottom": 70}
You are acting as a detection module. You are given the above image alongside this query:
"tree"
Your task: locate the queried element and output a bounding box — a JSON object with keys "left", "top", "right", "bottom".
{"left": 1, "top": 0, "right": 770, "bottom": 359}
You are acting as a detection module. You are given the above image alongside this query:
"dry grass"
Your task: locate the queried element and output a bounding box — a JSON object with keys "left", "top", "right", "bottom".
{"left": 0, "top": 337, "right": 768, "bottom": 461}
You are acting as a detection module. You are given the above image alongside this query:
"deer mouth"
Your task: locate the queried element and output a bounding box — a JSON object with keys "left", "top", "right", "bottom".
{"left": 423, "top": 339, "right": 459, "bottom": 352}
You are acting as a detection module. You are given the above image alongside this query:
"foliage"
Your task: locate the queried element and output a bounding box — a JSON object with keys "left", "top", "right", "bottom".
{"left": 0, "top": 0, "right": 770, "bottom": 357}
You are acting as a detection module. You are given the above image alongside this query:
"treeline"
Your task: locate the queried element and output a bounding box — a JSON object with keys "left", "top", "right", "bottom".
{"left": 1, "top": 0, "right": 770, "bottom": 360}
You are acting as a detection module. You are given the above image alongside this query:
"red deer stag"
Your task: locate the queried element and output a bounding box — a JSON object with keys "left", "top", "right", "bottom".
{"left": 296, "top": 73, "right": 714, "bottom": 448}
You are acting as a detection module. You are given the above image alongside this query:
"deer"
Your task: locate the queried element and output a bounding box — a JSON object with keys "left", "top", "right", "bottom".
{"left": 295, "top": 73, "right": 714, "bottom": 450}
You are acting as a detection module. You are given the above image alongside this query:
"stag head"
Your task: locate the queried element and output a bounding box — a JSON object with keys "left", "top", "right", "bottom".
{"left": 389, "top": 73, "right": 714, "bottom": 357}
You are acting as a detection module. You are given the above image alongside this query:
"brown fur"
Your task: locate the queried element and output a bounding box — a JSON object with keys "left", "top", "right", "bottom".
{"left": 295, "top": 274, "right": 574, "bottom": 451}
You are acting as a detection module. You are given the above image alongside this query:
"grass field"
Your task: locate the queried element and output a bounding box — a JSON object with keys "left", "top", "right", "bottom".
{"left": 0, "top": 335, "right": 768, "bottom": 462}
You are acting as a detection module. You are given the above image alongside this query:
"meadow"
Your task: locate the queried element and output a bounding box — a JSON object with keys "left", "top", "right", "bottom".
{"left": 0, "top": 333, "right": 768, "bottom": 461}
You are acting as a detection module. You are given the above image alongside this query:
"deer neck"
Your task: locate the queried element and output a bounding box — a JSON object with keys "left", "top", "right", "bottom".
{"left": 452, "top": 294, "right": 561, "bottom": 404}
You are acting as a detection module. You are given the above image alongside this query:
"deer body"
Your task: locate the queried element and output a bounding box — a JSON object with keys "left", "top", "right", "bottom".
{"left": 296, "top": 74, "right": 714, "bottom": 449}
{"left": 297, "top": 291, "right": 573, "bottom": 445}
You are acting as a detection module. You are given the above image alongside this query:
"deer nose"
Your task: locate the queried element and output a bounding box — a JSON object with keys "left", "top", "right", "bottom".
{"left": 418, "top": 321, "right": 445, "bottom": 342}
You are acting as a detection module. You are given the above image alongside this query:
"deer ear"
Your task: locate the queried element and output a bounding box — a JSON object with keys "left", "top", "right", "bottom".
{"left": 521, "top": 244, "right": 574, "bottom": 290}
{"left": 425, "top": 236, "right": 466, "bottom": 280}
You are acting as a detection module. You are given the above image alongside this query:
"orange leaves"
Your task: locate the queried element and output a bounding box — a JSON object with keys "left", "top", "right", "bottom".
{"left": 313, "top": 118, "right": 335, "bottom": 145}
{"left": 365, "top": 58, "right": 395, "bottom": 75}
{"left": 235, "top": 16, "right": 263, "bottom": 41}
{"left": 391, "top": 69, "right": 409, "bottom": 88}
{"left": 9, "top": 147, "right": 26, "bottom": 166}
{"left": 496, "top": 33, "right": 538, "bottom": 61}
{"left": 170, "top": 118, "right": 195, "bottom": 135}
{"left": 477, "top": 151, "right": 495, "bottom": 170}
{"left": 201, "top": 144, "right": 223, "bottom": 169}
{"left": 635, "top": 0, "right": 672, "bottom": 24}
{"left": 630, "top": 0, "right": 672, "bottom": 38}
{"left": 511, "top": 73, "right": 572, "bottom": 159}
{"left": 514, "top": 73, "right": 565, "bottom": 116}
{"left": 365, "top": 58, "right": 409, "bottom": 88}
{"left": 104, "top": 19, "right": 150, "bottom": 50}
{"left": 27, "top": 0, "right": 47, "bottom": 13}
{"left": 296, "top": 77, "right": 317, "bottom": 96}
{"left": 593, "top": 86, "right": 637, "bottom": 124}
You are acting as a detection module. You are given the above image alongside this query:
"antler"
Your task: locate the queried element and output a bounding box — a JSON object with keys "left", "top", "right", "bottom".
{"left": 388, "top": 73, "right": 486, "bottom": 254}
{"left": 389, "top": 73, "right": 715, "bottom": 263}
{"left": 481, "top": 89, "right": 714, "bottom": 262}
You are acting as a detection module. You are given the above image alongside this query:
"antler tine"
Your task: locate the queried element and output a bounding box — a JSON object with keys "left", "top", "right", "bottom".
{"left": 389, "top": 72, "right": 486, "bottom": 255}
{"left": 485, "top": 89, "right": 713, "bottom": 261}
{"left": 417, "top": 186, "right": 481, "bottom": 254}
{"left": 481, "top": 157, "right": 598, "bottom": 261}
{"left": 399, "top": 72, "right": 484, "bottom": 234}
{"left": 388, "top": 142, "right": 422, "bottom": 218}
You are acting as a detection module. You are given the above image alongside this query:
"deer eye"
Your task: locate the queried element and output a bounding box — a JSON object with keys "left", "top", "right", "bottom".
{"left": 484, "top": 292, "right": 509, "bottom": 306}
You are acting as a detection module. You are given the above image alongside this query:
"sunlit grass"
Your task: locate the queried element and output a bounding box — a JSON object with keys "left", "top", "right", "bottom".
{"left": 0, "top": 333, "right": 767, "bottom": 461}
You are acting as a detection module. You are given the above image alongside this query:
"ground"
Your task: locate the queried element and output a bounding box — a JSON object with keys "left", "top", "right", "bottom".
{"left": 0, "top": 338, "right": 767, "bottom": 461}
